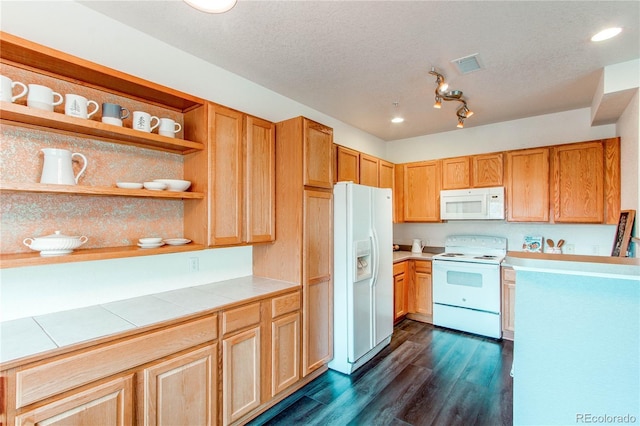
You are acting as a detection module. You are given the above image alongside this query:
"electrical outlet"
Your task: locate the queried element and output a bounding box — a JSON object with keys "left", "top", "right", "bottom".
{"left": 564, "top": 244, "right": 575, "bottom": 254}
{"left": 591, "top": 245, "right": 600, "bottom": 255}
{"left": 188, "top": 257, "right": 199, "bottom": 272}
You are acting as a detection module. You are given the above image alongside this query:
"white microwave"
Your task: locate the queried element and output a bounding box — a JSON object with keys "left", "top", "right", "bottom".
{"left": 440, "top": 186, "right": 505, "bottom": 220}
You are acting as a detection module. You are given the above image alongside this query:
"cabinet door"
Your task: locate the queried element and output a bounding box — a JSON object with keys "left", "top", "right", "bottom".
{"left": 271, "top": 312, "right": 300, "bottom": 396}
{"left": 403, "top": 161, "right": 441, "bottom": 222}
{"left": 442, "top": 156, "right": 470, "bottom": 189}
{"left": 552, "top": 141, "right": 604, "bottom": 223}
{"left": 379, "top": 160, "right": 394, "bottom": 190}
{"left": 360, "top": 153, "right": 379, "bottom": 187}
{"left": 303, "top": 119, "right": 333, "bottom": 189}
{"left": 15, "top": 375, "right": 133, "bottom": 426}
{"left": 210, "top": 104, "right": 244, "bottom": 245}
{"left": 336, "top": 145, "right": 360, "bottom": 183}
{"left": 501, "top": 267, "right": 516, "bottom": 341}
{"left": 223, "top": 327, "right": 261, "bottom": 425}
{"left": 245, "top": 116, "right": 276, "bottom": 243}
{"left": 142, "top": 344, "right": 217, "bottom": 426}
{"left": 302, "top": 189, "right": 333, "bottom": 376}
{"left": 473, "top": 153, "right": 503, "bottom": 187}
{"left": 506, "top": 148, "right": 549, "bottom": 222}
{"left": 413, "top": 270, "right": 433, "bottom": 317}
{"left": 393, "top": 273, "right": 408, "bottom": 322}
{"left": 394, "top": 164, "right": 404, "bottom": 223}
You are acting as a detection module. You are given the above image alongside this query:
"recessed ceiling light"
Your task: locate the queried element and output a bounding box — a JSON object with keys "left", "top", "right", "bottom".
{"left": 391, "top": 117, "right": 404, "bottom": 124}
{"left": 184, "top": 0, "right": 237, "bottom": 13}
{"left": 591, "top": 27, "right": 622, "bottom": 42}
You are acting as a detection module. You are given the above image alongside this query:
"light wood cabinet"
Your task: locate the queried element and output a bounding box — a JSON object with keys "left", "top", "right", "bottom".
{"left": 393, "top": 261, "right": 408, "bottom": 323}
{"left": 379, "top": 160, "right": 395, "bottom": 190}
{"left": 505, "top": 147, "right": 550, "bottom": 222}
{"left": 253, "top": 117, "right": 333, "bottom": 380}
{"left": 502, "top": 267, "right": 516, "bottom": 341}
{"left": 403, "top": 161, "right": 441, "bottom": 222}
{"left": 406, "top": 260, "right": 433, "bottom": 324}
{"left": 0, "top": 32, "right": 207, "bottom": 268}
{"left": 304, "top": 120, "right": 333, "bottom": 189}
{"left": 141, "top": 344, "right": 217, "bottom": 426}
{"left": 442, "top": 156, "right": 471, "bottom": 189}
{"left": 551, "top": 141, "right": 604, "bottom": 223}
{"left": 360, "top": 153, "right": 380, "bottom": 187}
{"left": 335, "top": 145, "right": 360, "bottom": 183}
{"left": 473, "top": 153, "right": 503, "bottom": 187}
{"left": 186, "top": 104, "right": 275, "bottom": 247}
{"left": 14, "top": 375, "right": 134, "bottom": 426}
{"left": 394, "top": 164, "right": 405, "bottom": 223}
{"left": 222, "top": 327, "right": 261, "bottom": 424}
{"left": 271, "top": 312, "right": 300, "bottom": 396}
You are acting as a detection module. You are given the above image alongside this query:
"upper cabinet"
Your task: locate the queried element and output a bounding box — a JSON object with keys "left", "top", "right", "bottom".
{"left": 359, "top": 153, "right": 380, "bottom": 187}
{"left": 184, "top": 103, "right": 275, "bottom": 247}
{"left": 505, "top": 147, "right": 550, "bottom": 222}
{"left": 441, "top": 153, "right": 503, "bottom": 190}
{"left": 304, "top": 121, "right": 333, "bottom": 189}
{"left": 403, "top": 160, "right": 441, "bottom": 222}
{"left": 335, "top": 145, "right": 360, "bottom": 183}
{"left": 379, "top": 160, "right": 395, "bottom": 190}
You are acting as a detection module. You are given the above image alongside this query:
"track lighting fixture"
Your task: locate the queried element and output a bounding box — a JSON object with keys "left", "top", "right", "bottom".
{"left": 429, "top": 67, "right": 473, "bottom": 129}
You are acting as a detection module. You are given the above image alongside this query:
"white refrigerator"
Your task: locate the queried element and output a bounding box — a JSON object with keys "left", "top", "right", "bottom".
{"left": 329, "top": 182, "right": 394, "bottom": 375}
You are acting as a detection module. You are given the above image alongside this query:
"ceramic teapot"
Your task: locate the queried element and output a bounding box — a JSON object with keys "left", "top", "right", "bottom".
{"left": 411, "top": 239, "right": 424, "bottom": 253}
{"left": 40, "top": 148, "right": 87, "bottom": 185}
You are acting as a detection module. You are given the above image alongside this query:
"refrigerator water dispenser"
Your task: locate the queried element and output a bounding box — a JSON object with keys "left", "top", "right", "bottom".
{"left": 354, "top": 239, "right": 372, "bottom": 282}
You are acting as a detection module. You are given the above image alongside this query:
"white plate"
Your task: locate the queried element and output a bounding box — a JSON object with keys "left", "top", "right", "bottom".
{"left": 163, "top": 238, "right": 191, "bottom": 246}
{"left": 116, "top": 182, "right": 143, "bottom": 189}
{"left": 143, "top": 181, "right": 167, "bottom": 191}
{"left": 137, "top": 242, "right": 165, "bottom": 249}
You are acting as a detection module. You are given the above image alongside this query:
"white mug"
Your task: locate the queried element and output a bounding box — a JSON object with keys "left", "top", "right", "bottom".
{"left": 0, "top": 75, "right": 28, "bottom": 103}
{"left": 64, "top": 94, "right": 99, "bottom": 119}
{"left": 27, "top": 84, "right": 63, "bottom": 111}
{"left": 132, "top": 111, "right": 160, "bottom": 133}
{"left": 158, "top": 118, "right": 182, "bottom": 137}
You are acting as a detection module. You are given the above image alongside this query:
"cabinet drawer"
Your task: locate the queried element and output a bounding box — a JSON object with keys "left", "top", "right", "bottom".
{"left": 502, "top": 267, "right": 516, "bottom": 282}
{"left": 222, "top": 302, "right": 261, "bottom": 335}
{"left": 393, "top": 262, "right": 406, "bottom": 276}
{"left": 15, "top": 315, "right": 217, "bottom": 408}
{"left": 272, "top": 291, "right": 301, "bottom": 318}
{"left": 414, "top": 260, "right": 432, "bottom": 273}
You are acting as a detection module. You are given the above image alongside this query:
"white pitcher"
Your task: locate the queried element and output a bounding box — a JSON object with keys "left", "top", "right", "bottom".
{"left": 411, "top": 239, "right": 424, "bottom": 253}
{"left": 40, "top": 148, "right": 87, "bottom": 185}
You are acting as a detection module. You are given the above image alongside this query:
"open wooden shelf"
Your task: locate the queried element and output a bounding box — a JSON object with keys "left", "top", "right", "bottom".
{"left": 0, "top": 243, "right": 206, "bottom": 269}
{"left": 0, "top": 102, "right": 204, "bottom": 154}
{"left": 0, "top": 182, "right": 204, "bottom": 199}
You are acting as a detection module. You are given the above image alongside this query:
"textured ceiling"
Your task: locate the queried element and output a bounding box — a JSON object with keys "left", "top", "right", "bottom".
{"left": 80, "top": 1, "right": 639, "bottom": 141}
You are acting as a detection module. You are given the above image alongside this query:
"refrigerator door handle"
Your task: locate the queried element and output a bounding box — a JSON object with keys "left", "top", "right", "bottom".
{"left": 370, "top": 229, "right": 379, "bottom": 288}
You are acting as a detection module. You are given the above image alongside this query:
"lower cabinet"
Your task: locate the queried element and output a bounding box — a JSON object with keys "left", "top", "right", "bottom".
{"left": 141, "top": 344, "right": 217, "bottom": 426}
{"left": 407, "top": 260, "right": 433, "bottom": 324}
{"left": 223, "top": 326, "right": 261, "bottom": 424}
{"left": 502, "top": 266, "right": 516, "bottom": 340}
{"left": 393, "top": 261, "right": 408, "bottom": 322}
{"left": 14, "top": 374, "right": 134, "bottom": 426}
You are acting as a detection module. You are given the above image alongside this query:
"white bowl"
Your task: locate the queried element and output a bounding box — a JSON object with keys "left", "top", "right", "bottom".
{"left": 139, "top": 237, "right": 163, "bottom": 244}
{"left": 143, "top": 181, "right": 167, "bottom": 191}
{"left": 116, "top": 182, "right": 143, "bottom": 189}
{"left": 153, "top": 179, "right": 191, "bottom": 192}
{"left": 23, "top": 231, "right": 88, "bottom": 256}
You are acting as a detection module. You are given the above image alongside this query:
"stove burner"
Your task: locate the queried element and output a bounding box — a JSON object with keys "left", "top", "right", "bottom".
{"left": 441, "top": 253, "right": 464, "bottom": 257}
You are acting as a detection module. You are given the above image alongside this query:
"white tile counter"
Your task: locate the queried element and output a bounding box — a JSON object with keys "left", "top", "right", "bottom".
{"left": 0, "top": 275, "right": 297, "bottom": 365}
{"left": 393, "top": 250, "right": 440, "bottom": 262}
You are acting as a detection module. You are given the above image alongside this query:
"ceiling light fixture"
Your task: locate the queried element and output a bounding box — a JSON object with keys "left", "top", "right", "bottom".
{"left": 429, "top": 67, "right": 474, "bottom": 129}
{"left": 591, "top": 27, "right": 622, "bottom": 42}
{"left": 184, "top": 0, "right": 237, "bottom": 13}
{"left": 391, "top": 102, "right": 404, "bottom": 124}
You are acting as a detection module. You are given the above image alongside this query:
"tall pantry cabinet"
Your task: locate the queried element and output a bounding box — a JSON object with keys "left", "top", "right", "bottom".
{"left": 253, "top": 117, "right": 334, "bottom": 378}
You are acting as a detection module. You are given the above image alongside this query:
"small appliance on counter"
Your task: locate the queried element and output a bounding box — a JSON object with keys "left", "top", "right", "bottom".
{"left": 411, "top": 239, "right": 424, "bottom": 253}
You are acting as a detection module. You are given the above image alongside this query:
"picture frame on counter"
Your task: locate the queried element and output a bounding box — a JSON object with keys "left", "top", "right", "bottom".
{"left": 611, "top": 210, "right": 635, "bottom": 257}
{"left": 522, "top": 235, "right": 543, "bottom": 253}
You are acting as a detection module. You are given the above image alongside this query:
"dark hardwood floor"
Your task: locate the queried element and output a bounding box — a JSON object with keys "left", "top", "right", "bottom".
{"left": 248, "top": 319, "right": 513, "bottom": 426}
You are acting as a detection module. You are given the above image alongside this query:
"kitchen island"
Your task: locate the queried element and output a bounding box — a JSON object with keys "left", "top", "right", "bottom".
{"left": 507, "top": 252, "right": 639, "bottom": 425}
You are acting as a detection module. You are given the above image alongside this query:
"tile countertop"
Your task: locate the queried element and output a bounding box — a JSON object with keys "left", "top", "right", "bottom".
{"left": 393, "top": 250, "right": 441, "bottom": 262}
{"left": 0, "top": 275, "right": 297, "bottom": 366}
